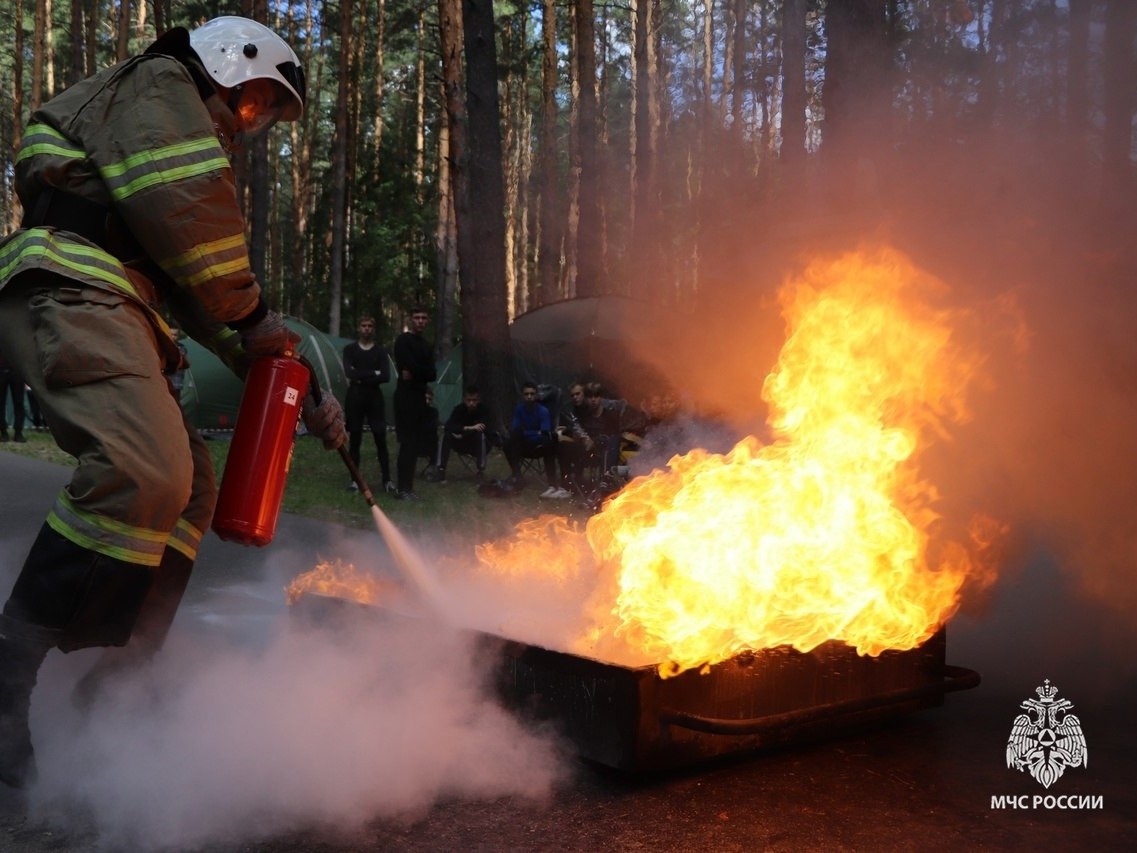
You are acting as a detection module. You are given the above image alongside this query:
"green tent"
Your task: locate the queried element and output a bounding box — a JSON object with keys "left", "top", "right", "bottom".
{"left": 509, "top": 296, "right": 669, "bottom": 405}
{"left": 181, "top": 319, "right": 463, "bottom": 432}
{"left": 181, "top": 316, "right": 348, "bottom": 431}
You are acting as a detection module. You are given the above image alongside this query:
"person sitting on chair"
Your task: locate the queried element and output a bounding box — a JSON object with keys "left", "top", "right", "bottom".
{"left": 505, "top": 381, "right": 568, "bottom": 499}
{"left": 564, "top": 381, "right": 640, "bottom": 487}
{"left": 435, "top": 384, "right": 500, "bottom": 483}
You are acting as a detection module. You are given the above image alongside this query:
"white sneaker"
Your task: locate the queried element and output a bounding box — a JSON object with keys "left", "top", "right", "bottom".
{"left": 540, "top": 486, "right": 557, "bottom": 498}
{"left": 550, "top": 487, "right": 572, "bottom": 499}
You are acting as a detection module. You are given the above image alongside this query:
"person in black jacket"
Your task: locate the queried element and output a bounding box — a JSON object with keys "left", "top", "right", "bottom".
{"left": 342, "top": 316, "right": 395, "bottom": 494}
{"left": 392, "top": 306, "right": 436, "bottom": 499}
{"left": 435, "top": 384, "right": 502, "bottom": 482}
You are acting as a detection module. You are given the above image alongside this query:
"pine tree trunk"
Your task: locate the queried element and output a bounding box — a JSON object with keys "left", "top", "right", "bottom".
{"left": 782, "top": 0, "right": 809, "bottom": 202}
{"left": 414, "top": 3, "right": 427, "bottom": 194}
{"left": 573, "top": 0, "right": 602, "bottom": 297}
{"left": 536, "top": 0, "right": 560, "bottom": 306}
{"left": 117, "top": 0, "right": 131, "bottom": 62}
{"left": 44, "top": 0, "right": 54, "bottom": 99}
{"left": 289, "top": 0, "right": 320, "bottom": 318}
{"left": 328, "top": 0, "right": 354, "bottom": 335}
{"left": 85, "top": 0, "right": 97, "bottom": 77}
{"left": 629, "top": 0, "right": 654, "bottom": 301}
{"left": 371, "top": 0, "right": 387, "bottom": 173}
{"left": 248, "top": 0, "right": 271, "bottom": 296}
{"left": 462, "top": 0, "right": 512, "bottom": 427}
{"left": 435, "top": 105, "right": 459, "bottom": 361}
{"left": 32, "top": 0, "right": 46, "bottom": 109}
{"left": 439, "top": 0, "right": 471, "bottom": 366}
{"left": 69, "top": 0, "right": 84, "bottom": 84}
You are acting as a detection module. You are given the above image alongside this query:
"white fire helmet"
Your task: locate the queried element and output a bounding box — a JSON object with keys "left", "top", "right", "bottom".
{"left": 189, "top": 16, "right": 305, "bottom": 125}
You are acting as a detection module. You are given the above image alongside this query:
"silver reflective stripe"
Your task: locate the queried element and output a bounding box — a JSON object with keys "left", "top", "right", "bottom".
{"left": 16, "top": 123, "right": 85, "bottom": 163}
{"left": 0, "top": 229, "right": 135, "bottom": 295}
{"left": 167, "top": 518, "right": 204, "bottom": 561}
{"left": 48, "top": 493, "right": 167, "bottom": 567}
{"left": 161, "top": 232, "right": 252, "bottom": 289}
{"left": 99, "top": 136, "right": 229, "bottom": 202}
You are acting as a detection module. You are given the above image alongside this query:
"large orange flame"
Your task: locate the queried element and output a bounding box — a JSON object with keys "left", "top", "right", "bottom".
{"left": 475, "top": 248, "right": 1002, "bottom": 675}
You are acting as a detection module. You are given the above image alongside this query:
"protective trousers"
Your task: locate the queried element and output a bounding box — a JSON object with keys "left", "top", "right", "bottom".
{"left": 0, "top": 273, "right": 217, "bottom": 785}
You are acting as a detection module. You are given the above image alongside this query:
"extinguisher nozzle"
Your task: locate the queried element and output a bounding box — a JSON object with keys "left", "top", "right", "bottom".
{"left": 337, "top": 446, "right": 376, "bottom": 507}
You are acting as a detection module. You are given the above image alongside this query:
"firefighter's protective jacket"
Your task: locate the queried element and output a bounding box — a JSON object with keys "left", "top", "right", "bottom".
{"left": 0, "top": 42, "right": 264, "bottom": 570}
{"left": 0, "top": 48, "right": 258, "bottom": 365}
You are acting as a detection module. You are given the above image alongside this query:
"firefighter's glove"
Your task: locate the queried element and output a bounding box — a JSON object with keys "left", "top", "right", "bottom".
{"left": 302, "top": 393, "right": 347, "bottom": 450}
{"left": 240, "top": 310, "right": 300, "bottom": 361}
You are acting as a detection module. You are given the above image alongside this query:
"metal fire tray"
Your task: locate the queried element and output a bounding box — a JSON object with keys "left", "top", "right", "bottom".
{"left": 292, "top": 593, "right": 979, "bottom": 772}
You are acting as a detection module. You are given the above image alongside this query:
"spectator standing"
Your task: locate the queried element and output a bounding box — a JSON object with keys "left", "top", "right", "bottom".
{"left": 506, "top": 381, "right": 569, "bottom": 498}
{"left": 0, "top": 351, "right": 28, "bottom": 442}
{"left": 436, "top": 384, "right": 502, "bottom": 483}
{"left": 342, "top": 316, "right": 395, "bottom": 495}
{"left": 392, "top": 306, "right": 436, "bottom": 500}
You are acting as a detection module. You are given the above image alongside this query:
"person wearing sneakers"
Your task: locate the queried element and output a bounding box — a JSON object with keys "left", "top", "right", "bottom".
{"left": 505, "top": 382, "right": 569, "bottom": 499}
{"left": 342, "top": 315, "right": 396, "bottom": 496}
{"left": 392, "top": 305, "right": 436, "bottom": 500}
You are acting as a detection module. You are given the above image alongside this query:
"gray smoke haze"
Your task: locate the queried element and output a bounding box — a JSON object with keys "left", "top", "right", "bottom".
{"left": 20, "top": 543, "right": 566, "bottom": 852}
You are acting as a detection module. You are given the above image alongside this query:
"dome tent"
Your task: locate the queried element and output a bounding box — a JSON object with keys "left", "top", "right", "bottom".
{"left": 180, "top": 317, "right": 348, "bottom": 431}
{"left": 509, "top": 295, "right": 669, "bottom": 406}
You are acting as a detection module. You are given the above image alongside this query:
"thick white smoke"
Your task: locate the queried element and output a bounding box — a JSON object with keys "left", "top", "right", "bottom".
{"left": 23, "top": 545, "right": 566, "bottom": 852}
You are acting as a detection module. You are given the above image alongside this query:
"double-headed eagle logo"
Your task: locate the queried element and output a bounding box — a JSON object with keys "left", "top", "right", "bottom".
{"left": 1006, "top": 679, "right": 1088, "bottom": 788}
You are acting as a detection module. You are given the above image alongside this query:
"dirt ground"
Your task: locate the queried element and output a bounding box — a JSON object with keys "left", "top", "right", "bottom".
{"left": 2, "top": 451, "right": 1134, "bottom": 852}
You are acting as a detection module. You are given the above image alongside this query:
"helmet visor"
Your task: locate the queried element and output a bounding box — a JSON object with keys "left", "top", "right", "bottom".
{"left": 232, "top": 78, "right": 290, "bottom": 138}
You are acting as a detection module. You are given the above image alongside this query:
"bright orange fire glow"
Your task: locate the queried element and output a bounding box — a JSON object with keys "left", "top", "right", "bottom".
{"left": 285, "top": 559, "right": 398, "bottom": 606}
{"left": 475, "top": 248, "right": 1003, "bottom": 675}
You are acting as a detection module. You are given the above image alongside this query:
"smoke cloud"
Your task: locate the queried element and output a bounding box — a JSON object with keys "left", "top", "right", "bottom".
{"left": 24, "top": 545, "right": 566, "bottom": 852}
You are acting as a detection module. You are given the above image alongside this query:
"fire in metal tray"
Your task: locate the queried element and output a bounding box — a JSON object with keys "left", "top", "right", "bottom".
{"left": 289, "top": 247, "right": 999, "bottom": 716}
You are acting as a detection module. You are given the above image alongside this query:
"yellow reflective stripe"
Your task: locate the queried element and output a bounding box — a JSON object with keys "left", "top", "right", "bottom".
{"left": 167, "top": 518, "right": 203, "bottom": 561}
{"left": 162, "top": 233, "right": 251, "bottom": 288}
{"left": 48, "top": 493, "right": 167, "bottom": 567}
{"left": 16, "top": 123, "right": 85, "bottom": 162}
{"left": 18, "top": 142, "right": 87, "bottom": 161}
{"left": 100, "top": 137, "right": 229, "bottom": 202}
{"left": 0, "top": 229, "right": 136, "bottom": 296}
{"left": 180, "top": 256, "right": 251, "bottom": 288}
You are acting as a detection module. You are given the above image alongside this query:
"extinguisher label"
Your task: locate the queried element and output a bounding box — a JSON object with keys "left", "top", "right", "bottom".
{"left": 284, "top": 387, "right": 300, "bottom": 407}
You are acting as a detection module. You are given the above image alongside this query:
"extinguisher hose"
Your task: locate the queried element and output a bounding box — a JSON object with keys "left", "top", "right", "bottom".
{"left": 295, "top": 353, "right": 376, "bottom": 508}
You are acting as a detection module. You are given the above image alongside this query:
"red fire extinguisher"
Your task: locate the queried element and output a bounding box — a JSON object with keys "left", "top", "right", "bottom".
{"left": 212, "top": 353, "right": 311, "bottom": 546}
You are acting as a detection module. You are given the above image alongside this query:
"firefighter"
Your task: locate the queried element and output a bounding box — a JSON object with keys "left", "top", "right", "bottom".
{"left": 0, "top": 17, "right": 345, "bottom": 789}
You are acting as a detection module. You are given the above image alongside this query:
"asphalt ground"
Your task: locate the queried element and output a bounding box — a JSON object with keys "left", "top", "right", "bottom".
{"left": 1, "top": 449, "right": 1134, "bottom": 852}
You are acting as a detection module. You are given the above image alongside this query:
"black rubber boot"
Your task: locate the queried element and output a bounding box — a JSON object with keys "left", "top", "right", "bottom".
{"left": 0, "top": 618, "right": 56, "bottom": 789}
{"left": 3, "top": 522, "right": 155, "bottom": 753}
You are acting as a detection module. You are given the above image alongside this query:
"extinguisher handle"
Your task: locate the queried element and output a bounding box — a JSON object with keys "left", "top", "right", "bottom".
{"left": 294, "top": 353, "right": 377, "bottom": 508}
